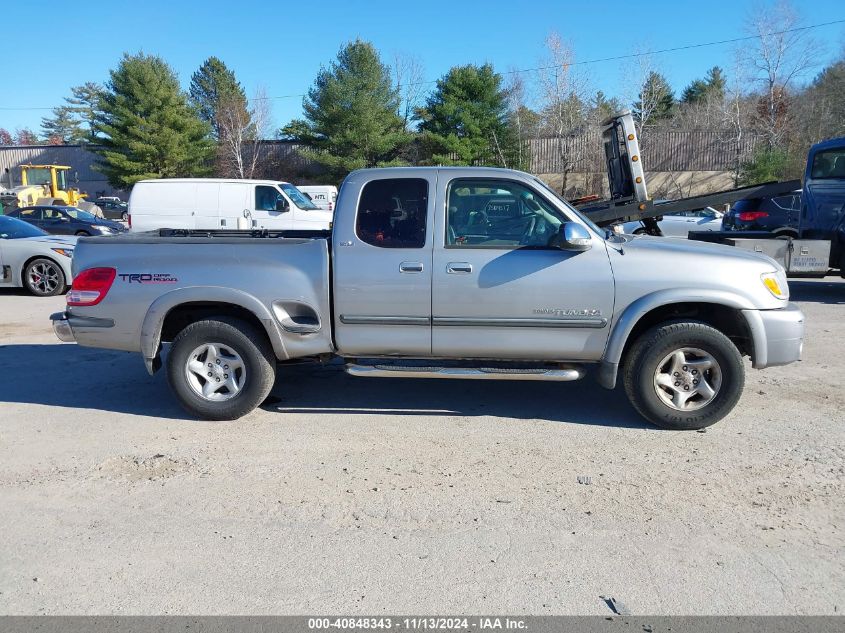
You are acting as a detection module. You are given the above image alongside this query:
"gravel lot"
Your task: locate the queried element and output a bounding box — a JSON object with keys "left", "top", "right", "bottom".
{"left": 0, "top": 279, "right": 843, "bottom": 615}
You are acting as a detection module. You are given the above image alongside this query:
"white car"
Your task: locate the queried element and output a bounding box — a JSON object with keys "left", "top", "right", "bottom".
{"left": 0, "top": 215, "right": 76, "bottom": 296}
{"left": 622, "top": 207, "right": 724, "bottom": 237}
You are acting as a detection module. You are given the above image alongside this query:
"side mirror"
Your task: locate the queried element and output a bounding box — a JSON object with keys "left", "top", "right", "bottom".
{"left": 276, "top": 198, "right": 289, "bottom": 212}
{"left": 555, "top": 222, "right": 593, "bottom": 251}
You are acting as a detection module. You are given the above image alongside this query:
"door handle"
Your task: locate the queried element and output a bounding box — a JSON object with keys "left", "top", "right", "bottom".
{"left": 399, "top": 261, "right": 423, "bottom": 273}
{"left": 446, "top": 262, "right": 472, "bottom": 274}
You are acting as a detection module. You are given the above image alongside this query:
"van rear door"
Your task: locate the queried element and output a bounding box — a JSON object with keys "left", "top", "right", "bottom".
{"left": 129, "top": 181, "right": 197, "bottom": 232}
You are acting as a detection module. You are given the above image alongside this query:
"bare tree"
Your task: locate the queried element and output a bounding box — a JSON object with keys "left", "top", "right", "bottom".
{"left": 217, "top": 87, "right": 272, "bottom": 179}
{"left": 537, "top": 31, "right": 590, "bottom": 196}
{"left": 621, "top": 50, "right": 673, "bottom": 144}
{"left": 504, "top": 71, "right": 540, "bottom": 171}
{"left": 741, "top": 0, "right": 822, "bottom": 147}
{"left": 715, "top": 60, "right": 759, "bottom": 186}
{"left": 392, "top": 51, "right": 426, "bottom": 130}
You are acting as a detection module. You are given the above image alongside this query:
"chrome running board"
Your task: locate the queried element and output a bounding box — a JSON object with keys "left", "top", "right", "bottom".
{"left": 344, "top": 363, "right": 584, "bottom": 382}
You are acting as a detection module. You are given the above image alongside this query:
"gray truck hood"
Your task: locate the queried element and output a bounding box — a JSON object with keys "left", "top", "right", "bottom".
{"left": 617, "top": 234, "right": 783, "bottom": 271}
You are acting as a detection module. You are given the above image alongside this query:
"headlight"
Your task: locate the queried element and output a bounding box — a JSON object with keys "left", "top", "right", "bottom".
{"left": 51, "top": 248, "right": 73, "bottom": 258}
{"left": 95, "top": 225, "right": 114, "bottom": 233}
{"left": 761, "top": 271, "right": 788, "bottom": 299}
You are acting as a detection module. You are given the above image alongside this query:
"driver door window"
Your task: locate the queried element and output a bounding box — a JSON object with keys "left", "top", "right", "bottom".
{"left": 446, "top": 179, "right": 563, "bottom": 248}
{"left": 255, "top": 186, "right": 286, "bottom": 212}
{"left": 252, "top": 185, "right": 294, "bottom": 230}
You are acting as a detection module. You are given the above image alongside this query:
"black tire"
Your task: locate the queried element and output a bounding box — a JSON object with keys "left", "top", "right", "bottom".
{"left": 166, "top": 317, "right": 276, "bottom": 420}
{"left": 23, "top": 257, "right": 66, "bottom": 297}
{"left": 622, "top": 321, "right": 744, "bottom": 430}
{"left": 75, "top": 230, "right": 91, "bottom": 236}
{"left": 121, "top": 211, "right": 129, "bottom": 222}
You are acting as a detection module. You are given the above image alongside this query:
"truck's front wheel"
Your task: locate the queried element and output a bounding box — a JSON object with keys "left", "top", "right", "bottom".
{"left": 166, "top": 318, "right": 276, "bottom": 420}
{"left": 623, "top": 321, "right": 744, "bottom": 430}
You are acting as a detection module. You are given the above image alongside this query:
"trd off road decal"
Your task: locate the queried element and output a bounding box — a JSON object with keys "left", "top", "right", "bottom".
{"left": 118, "top": 273, "right": 178, "bottom": 284}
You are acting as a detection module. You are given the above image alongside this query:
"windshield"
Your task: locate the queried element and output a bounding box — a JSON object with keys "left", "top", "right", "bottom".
{"left": 25, "top": 168, "right": 52, "bottom": 187}
{"left": 0, "top": 215, "right": 49, "bottom": 239}
{"left": 64, "top": 208, "right": 97, "bottom": 221}
{"left": 531, "top": 177, "right": 605, "bottom": 236}
{"left": 280, "top": 183, "right": 319, "bottom": 210}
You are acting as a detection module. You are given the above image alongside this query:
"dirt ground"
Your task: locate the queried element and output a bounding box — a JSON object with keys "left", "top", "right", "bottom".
{"left": 0, "top": 279, "right": 843, "bottom": 615}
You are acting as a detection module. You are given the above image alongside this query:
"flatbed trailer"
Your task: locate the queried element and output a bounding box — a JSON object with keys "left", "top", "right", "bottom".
{"left": 575, "top": 112, "right": 801, "bottom": 229}
{"left": 575, "top": 113, "right": 843, "bottom": 277}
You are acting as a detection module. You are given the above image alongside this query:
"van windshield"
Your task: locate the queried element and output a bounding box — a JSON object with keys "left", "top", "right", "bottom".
{"left": 280, "top": 183, "right": 319, "bottom": 210}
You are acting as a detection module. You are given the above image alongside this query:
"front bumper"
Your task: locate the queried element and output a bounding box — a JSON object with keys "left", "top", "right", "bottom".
{"left": 50, "top": 311, "right": 115, "bottom": 344}
{"left": 743, "top": 303, "right": 805, "bottom": 369}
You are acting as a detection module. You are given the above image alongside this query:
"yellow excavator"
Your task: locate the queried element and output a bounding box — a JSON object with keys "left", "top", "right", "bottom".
{"left": 0, "top": 164, "right": 96, "bottom": 213}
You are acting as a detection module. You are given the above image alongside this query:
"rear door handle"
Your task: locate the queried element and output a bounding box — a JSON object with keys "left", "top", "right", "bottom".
{"left": 399, "top": 261, "right": 423, "bottom": 273}
{"left": 446, "top": 262, "right": 472, "bottom": 274}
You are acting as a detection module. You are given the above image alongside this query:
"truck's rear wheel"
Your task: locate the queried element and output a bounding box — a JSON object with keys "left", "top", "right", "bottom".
{"left": 622, "top": 321, "right": 744, "bottom": 430}
{"left": 166, "top": 317, "right": 276, "bottom": 420}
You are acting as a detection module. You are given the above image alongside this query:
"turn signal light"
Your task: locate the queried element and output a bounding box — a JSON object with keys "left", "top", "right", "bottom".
{"left": 67, "top": 267, "right": 116, "bottom": 307}
{"left": 631, "top": 155, "right": 639, "bottom": 162}
{"left": 635, "top": 176, "right": 643, "bottom": 183}
{"left": 761, "top": 273, "right": 788, "bottom": 299}
{"left": 628, "top": 134, "right": 635, "bottom": 140}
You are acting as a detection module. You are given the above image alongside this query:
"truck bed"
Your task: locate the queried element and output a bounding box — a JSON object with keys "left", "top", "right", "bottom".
{"left": 68, "top": 230, "right": 334, "bottom": 361}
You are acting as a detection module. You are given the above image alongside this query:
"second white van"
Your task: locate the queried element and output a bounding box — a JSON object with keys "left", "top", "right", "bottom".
{"left": 296, "top": 185, "right": 338, "bottom": 211}
{"left": 128, "top": 179, "right": 333, "bottom": 232}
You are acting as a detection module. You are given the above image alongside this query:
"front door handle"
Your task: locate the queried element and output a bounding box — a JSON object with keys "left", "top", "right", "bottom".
{"left": 399, "top": 261, "right": 423, "bottom": 273}
{"left": 446, "top": 262, "right": 472, "bottom": 274}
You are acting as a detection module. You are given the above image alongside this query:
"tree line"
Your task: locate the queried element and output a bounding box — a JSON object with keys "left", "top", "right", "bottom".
{"left": 2, "top": 0, "right": 842, "bottom": 194}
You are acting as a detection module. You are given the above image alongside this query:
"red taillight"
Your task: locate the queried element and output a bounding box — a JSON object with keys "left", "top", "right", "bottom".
{"left": 738, "top": 211, "right": 769, "bottom": 221}
{"left": 67, "top": 267, "right": 116, "bottom": 306}
{"left": 128, "top": 214, "right": 132, "bottom": 228}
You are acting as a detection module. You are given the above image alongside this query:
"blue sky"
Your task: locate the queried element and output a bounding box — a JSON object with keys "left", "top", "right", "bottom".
{"left": 2, "top": 0, "right": 844, "bottom": 134}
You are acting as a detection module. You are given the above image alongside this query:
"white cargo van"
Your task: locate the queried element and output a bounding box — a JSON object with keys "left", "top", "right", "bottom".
{"left": 128, "top": 179, "right": 333, "bottom": 232}
{"left": 296, "top": 185, "right": 338, "bottom": 211}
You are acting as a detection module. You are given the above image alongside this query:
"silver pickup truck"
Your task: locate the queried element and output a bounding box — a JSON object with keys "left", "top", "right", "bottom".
{"left": 51, "top": 167, "right": 805, "bottom": 430}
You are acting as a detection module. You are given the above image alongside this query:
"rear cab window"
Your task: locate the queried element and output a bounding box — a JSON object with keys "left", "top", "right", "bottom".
{"left": 810, "top": 148, "right": 845, "bottom": 179}
{"left": 356, "top": 178, "right": 428, "bottom": 248}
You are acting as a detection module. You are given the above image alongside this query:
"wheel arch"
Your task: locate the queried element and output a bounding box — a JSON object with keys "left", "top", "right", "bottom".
{"left": 598, "top": 289, "right": 758, "bottom": 389}
{"left": 140, "top": 287, "right": 289, "bottom": 375}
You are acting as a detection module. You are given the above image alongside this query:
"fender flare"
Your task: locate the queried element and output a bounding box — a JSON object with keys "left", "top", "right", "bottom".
{"left": 139, "top": 286, "right": 288, "bottom": 373}
{"left": 598, "top": 288, "right": 760, "bottom": 389}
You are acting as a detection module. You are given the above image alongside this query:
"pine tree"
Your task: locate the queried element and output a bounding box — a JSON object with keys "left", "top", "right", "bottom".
{"left": 189, "top": 57, "right": 248, "bottom": 139}
{"left": 416, "top": 63, "right": 520, "bottom": 167}
{"left": 93, "top": 53, "right": 213, "bottom": 187}
{"left": 633, "top": 72, "right": 675, "bottom": 125}
{"left": 67, "top": 82, "right": 104, "bottom": 138}
{"left": 681, "top": 66, "right": 726, "bottom": 104}
{"left": 41, "top": 106, "right": 86, "bottom": 144}
{"left": 281, "top": 39, "right": 411, "bottom": 180}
